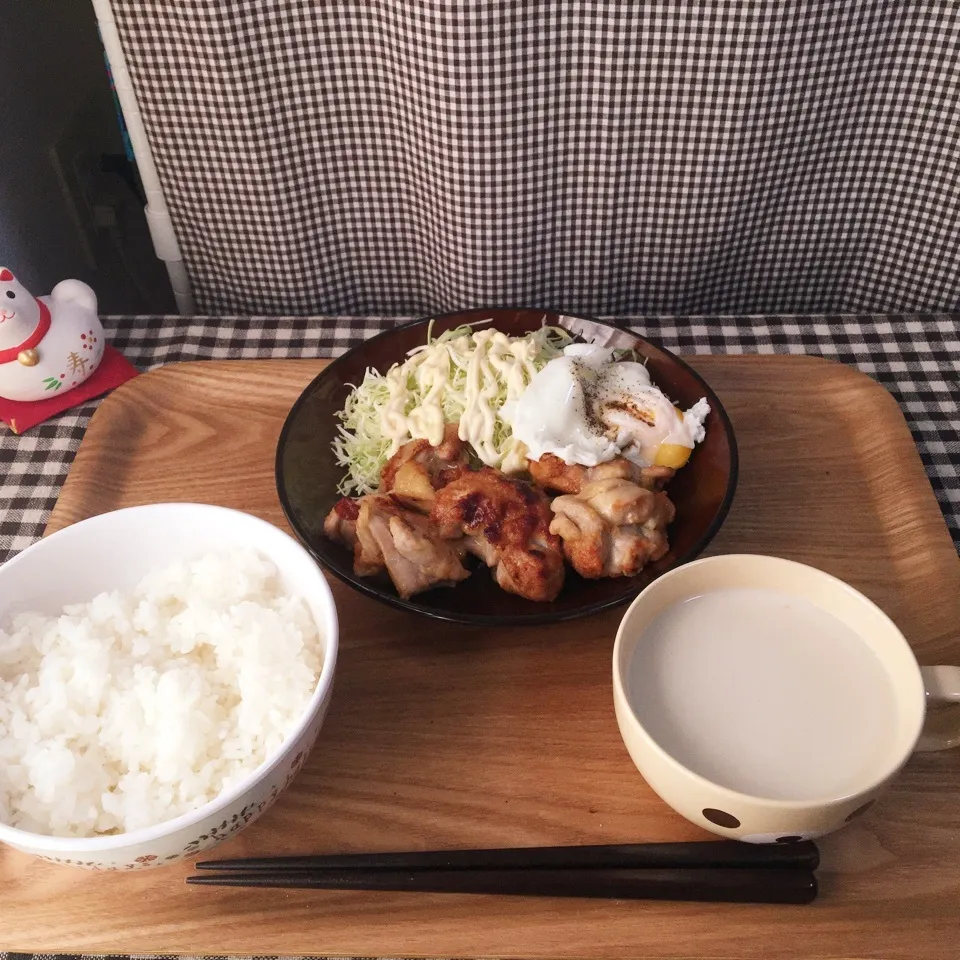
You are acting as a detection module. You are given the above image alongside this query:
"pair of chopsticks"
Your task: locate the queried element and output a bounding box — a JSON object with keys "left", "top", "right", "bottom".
{"left": 188, "top": 840, "right": 819, "bottom": 903}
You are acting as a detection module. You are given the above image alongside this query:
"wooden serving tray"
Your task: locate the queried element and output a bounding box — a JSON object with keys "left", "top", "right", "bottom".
{"left": 3, "top": 356, "right": 959, "bottom": 960}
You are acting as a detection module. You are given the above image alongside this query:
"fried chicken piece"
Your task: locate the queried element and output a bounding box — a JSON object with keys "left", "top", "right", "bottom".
{"left": 380, "top": 424, "right": 469, "bottom": 512}
{"left": 323, "top": 496, "right": 384, "bottom": 575}
{"left": 463, "top": 532, "right": 499, "bottom": 566}
{"left": 635, "top": 464, "right": 677, "bottom": 490}
{"left": 528, "top": 453, "right": 628, "bottom": 494}
{"left": 550, "top": 478, "right": 676, "bottom": 579}
{"left": 431, "top": 467, "right": 565, "bottom": 602}
{"left": 386, "top": 462, "right": 437, "bottom": 513}
{"left": 578, "top": 477, "right": 674, "bottom": 526}
{"left": 548, "top": 497, "right": 609, "bottom": 579}
{"left": 323, "top": 497, "right": 359, "bottom": 549}
{"left": 324, "top": 494, "right": 470, "bottom": 598}
{"left": 352, "top": 498, "right": 390, "bottom": 576}
{"left": 362, "top": 497, "right": 471, "bottom": 599}
{"left": 528, "top": 452, "right": 675, "bottom": 495}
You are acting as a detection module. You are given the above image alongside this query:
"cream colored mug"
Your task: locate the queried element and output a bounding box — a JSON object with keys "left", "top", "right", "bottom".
{"left": 612, "top": 554, "right": 960, "bottom": 843}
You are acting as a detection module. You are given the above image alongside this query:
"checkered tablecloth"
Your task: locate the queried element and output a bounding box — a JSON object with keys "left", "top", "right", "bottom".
{"left": 0, "top": 314, "right": 957, "bottom": 567}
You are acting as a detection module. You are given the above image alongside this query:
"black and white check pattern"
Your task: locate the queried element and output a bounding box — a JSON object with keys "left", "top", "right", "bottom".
{"left": 110, "top": 1, "right": 960, "bottom": 315}
{"left": 0, "top": 315, "right": 956, "bottom": 568}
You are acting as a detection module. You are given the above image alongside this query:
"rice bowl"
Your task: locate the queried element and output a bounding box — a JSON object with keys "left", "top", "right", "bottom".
{"left": 0, "top": 504, "right": 339, "bottom": 869}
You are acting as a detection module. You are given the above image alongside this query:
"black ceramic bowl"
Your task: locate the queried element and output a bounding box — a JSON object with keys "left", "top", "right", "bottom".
{"left": 276, "top": 309, "right": 737, "bottom": 625}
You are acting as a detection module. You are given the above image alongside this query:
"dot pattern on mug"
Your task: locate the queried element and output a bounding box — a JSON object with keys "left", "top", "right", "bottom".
{"left": 702, "top": 808, "right": 741, "bottom": 829}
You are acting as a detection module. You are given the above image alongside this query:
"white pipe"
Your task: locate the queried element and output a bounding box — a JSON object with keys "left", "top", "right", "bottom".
{"left": 166, "top": 260, "right": 194, "bottom": 316}
{"left": 90, "top": 0, "right": 197, "bottom": 315}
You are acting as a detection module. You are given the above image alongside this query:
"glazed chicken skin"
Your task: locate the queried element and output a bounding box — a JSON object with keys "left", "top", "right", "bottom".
{"left": 324, "top": 494, "right": 470, "bottom": 599}
{"left": 528, "top": 452, "right": 675, "bottom": 495}
{"left": 430, "top": 466, "right": 565, "bottom": 603}
{"left": 549, "top": 477, "right": 675, "bottom": 579}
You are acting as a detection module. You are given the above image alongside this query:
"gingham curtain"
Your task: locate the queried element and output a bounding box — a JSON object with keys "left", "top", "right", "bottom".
{"left": 111, "top": 1, "right": 960, "bottom": 316}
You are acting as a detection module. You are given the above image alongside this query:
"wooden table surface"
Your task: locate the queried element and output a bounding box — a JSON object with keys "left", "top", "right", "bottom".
{"left": 2, "top": 355, "right": 959, "bottom": 959}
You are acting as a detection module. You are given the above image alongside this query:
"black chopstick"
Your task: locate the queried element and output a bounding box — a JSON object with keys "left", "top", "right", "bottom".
{"left": 196, "top": 839, "right": 819, "bottom": 873}
{"left": 187, "top": 865, "right": 818, "bottom": 904}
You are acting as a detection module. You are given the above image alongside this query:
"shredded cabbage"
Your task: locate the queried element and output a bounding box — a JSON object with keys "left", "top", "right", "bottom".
{"left": 333, "top": 321, "right": 573, "bottom": 494}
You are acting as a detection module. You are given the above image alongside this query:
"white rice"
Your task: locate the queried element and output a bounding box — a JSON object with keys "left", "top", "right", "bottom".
{"left": 0, "top": 550, "right": 322, "bottom": 838}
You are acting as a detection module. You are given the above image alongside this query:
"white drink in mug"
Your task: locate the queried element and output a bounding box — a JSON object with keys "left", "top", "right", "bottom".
{"left": 613, "top": 555, "right": 960, "bottom": 842}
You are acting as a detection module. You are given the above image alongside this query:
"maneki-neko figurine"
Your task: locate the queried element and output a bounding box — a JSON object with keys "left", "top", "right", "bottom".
{"left": 0, "top": 267, "right": 138, "bottom": 432}
{"left": 0, "top": 268, "right": 105, "bottom": 402}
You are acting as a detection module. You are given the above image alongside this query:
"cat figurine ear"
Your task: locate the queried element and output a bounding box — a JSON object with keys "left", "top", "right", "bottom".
{"left": 0, "top": 268, "right": 105, "bottom": 402}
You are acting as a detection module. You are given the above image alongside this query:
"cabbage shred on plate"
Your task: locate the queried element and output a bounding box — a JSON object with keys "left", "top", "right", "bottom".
{"left": 333, "top": 321, "right": 574, "bottom": 495}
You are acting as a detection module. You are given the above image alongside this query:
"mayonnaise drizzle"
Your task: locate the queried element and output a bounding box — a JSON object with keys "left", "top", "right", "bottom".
{"left": 377, "top": 327, "right": 553, "bottom": 470}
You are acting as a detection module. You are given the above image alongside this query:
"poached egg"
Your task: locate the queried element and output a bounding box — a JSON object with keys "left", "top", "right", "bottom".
{"left": 503, "top": 344, "right": 709, "bottom": 469}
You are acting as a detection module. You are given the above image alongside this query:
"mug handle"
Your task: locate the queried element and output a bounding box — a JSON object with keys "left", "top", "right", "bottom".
{"left": 915, "top": 666, "right": 960, "bottom": 752}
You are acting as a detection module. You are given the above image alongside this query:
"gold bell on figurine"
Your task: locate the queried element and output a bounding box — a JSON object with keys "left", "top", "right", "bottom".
{"left": 17, "top": 348, "right": 39, "bottom": 367}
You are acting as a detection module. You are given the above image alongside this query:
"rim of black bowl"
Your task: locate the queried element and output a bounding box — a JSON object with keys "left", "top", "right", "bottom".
{"left": 275, "top": 309, "right": 739, "bottom": 625}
